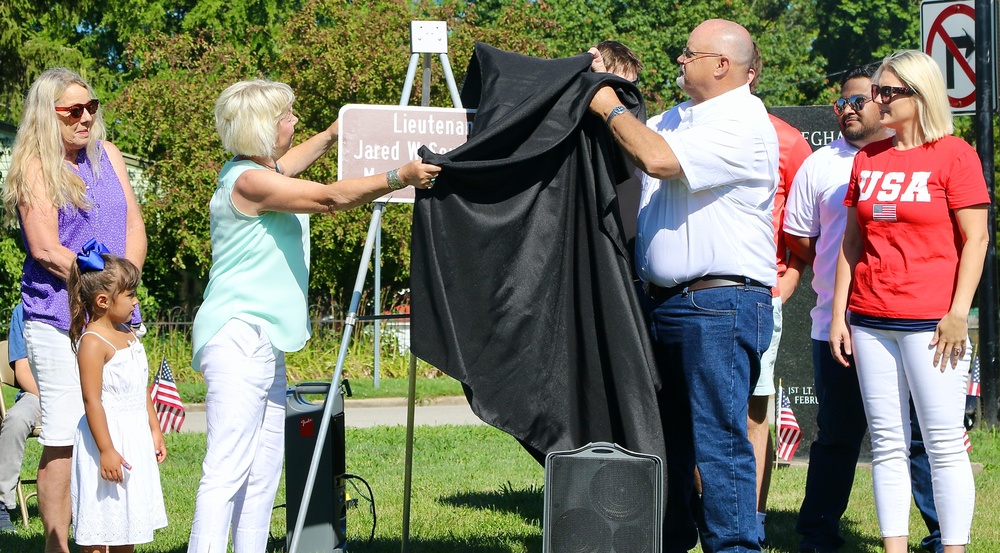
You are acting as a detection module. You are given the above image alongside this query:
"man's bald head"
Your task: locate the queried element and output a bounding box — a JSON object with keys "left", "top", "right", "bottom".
{"left": 692, "top": 19, "right": 754, "bottom": 70}
{"left": 679, "top": 19, "right": 755, "bottom": 101}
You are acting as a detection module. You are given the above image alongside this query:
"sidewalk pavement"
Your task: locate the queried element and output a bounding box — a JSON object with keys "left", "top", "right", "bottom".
{"left": 180, "top": 396, "right": 484, "bottom": 433}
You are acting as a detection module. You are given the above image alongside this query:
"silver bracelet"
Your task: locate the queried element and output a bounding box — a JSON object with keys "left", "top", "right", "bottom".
{"left": 606, "top": 105, "right": 627, "bottom": 126}
{"left": 386, "top": 168, "right": 405, "bottom": 190}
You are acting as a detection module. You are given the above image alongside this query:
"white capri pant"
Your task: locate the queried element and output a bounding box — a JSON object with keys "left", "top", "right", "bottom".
{"left": 851, "top": 325, "right": 974, "bottom": 546}
{"left": 24, "top": 320, "right": 83, "bottom": 447}
{"left": 188, "top": 319, "right": 287, "bottom": 553}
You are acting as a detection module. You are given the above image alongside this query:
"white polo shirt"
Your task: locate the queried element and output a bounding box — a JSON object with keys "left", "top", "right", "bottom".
{"left": 635, "top": 84, "right": 779, "bottom": 288}
{"left": 783, "top": 137, "right": 858, "bottom": 340}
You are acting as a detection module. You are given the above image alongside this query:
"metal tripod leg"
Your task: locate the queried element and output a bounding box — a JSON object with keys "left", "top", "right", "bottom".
{"left": 289, "top": 41, "right": 463, "bottom": 553}
{"left": 288, "top": 202, "right": 385, "bottom": 553}
{"left": 401, "top": 352, "right": 418, "bottom": 551}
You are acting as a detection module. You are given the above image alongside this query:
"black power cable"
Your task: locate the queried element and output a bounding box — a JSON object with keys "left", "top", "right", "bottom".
{"left": 344, "top": 473, "right": 377, "bottom": 544}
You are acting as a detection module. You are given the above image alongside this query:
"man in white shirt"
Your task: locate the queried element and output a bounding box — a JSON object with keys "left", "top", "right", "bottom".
{"left": 589, "top": 19, "right": 778, "bottom": 553}
{"left": 783, "top": 65, "right": 942, "bottom": 553}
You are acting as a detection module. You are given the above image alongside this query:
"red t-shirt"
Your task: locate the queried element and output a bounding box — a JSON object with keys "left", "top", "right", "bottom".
{"left": 844, "top": 135, "right": 989, "bottom": 319}
{"left": 769, "top": 114, "right": 812, "bottom": 296}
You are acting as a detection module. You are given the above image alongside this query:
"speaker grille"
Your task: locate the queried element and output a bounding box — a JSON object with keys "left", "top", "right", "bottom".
{"left": 543, "top": 443, "right": 662, "bottom": 553}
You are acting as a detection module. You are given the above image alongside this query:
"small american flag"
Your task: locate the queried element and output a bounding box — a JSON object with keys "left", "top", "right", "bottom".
{"left": 149, "top": 357, "right": 185, "bottom": 434}
{"left": 964, "top": 430, "right": 972, "bottom": 453}
{"left": 968, "top": 355, "right": 981, "bottom": 397}
{"left": 872, "top": 204, "right": 897, "bottom": 222}
{"left": 776, "top": 386, "right": 802, "bottom": 461}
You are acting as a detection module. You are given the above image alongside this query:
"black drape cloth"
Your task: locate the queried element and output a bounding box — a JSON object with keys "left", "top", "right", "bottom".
{"left": 411, "top": 43, "right": 665, "bottom": 465}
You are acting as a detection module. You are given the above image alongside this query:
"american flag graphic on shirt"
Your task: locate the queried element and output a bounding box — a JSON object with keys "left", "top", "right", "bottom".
{"left": 872, "top": 204, "right": 897, "bottom": 222}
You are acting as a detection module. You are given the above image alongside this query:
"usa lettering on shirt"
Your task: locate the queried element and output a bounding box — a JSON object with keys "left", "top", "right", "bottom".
{"left": 857, "top": 170, "right": 933, "bottom": 202}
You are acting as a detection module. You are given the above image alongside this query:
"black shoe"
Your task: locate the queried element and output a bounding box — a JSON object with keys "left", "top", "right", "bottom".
{"left": 0, "top": 504, "right": 14, "bottom": 532}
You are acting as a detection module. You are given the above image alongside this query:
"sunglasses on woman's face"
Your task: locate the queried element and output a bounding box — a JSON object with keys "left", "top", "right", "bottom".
{"left": 55, "top": 99, "right": 100, "bottom": 119}
{"left": 833, "top": 94, "right": 870, "bottom": 115}
{"left": 871, "top": 84, "right": 916, "bottom": 103}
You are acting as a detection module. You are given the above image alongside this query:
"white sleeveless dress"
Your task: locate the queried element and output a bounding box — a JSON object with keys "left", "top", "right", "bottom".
{"left": 70, "top": 331, "right": 168, "bottom": 545}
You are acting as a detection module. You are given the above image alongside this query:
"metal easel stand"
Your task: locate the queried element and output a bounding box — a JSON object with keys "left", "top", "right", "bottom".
{"left": 287, "top": 21, "right": 462, "bottom": 553}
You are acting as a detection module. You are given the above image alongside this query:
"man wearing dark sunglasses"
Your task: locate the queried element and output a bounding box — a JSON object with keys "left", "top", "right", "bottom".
{"left": 784, "top": 65, "right": 943, "bottom": 553}
{"left": 589, "top": 18, "right": 777, "bottom": 553}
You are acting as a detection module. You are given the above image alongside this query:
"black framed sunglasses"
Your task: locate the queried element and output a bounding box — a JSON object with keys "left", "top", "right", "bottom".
{"left": 871, "top": 84, "right": 916, "bottom": 103}
{"left": 833, "top": 94, "right": 870, "bottom": 115}
{"left": 55, "top": 99, "right": 100, "bottom": 118}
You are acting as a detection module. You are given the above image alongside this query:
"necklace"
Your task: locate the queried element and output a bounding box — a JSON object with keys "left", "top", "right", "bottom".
{"left": 237, "top": 155, "right": 280, "bottom": 173}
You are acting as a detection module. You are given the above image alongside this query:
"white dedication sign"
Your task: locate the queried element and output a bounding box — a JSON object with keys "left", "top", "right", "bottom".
{"left": 337, "top": 104, "right": 475, "bottom": 203}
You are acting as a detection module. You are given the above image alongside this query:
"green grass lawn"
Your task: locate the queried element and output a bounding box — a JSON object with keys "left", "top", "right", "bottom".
{"left": 3, "top": 426, "right": 1000, "bottom": 552}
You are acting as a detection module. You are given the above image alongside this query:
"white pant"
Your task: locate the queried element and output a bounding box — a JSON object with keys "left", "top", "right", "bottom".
{"left": 188, "top": 319, "right": 287, "bottom": 553}
{"left": 24, "top": 320, "right": 83, "bottom": 447}
{"left": 851, "top": 325, "right": 973, "bottom": 545}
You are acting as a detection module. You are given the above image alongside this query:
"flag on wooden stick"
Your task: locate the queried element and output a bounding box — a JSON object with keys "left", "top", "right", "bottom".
{"left": 968, "top": 355, "right": 981, "bottom": 397}
{"left": 150, "top": 356, "right": 185, "bottom": 433}
{"left": 776, "top": 385, "right": 802, "bottom": 462}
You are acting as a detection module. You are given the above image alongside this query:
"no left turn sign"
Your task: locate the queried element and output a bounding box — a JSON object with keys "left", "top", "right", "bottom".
{"left": 921, "top": 0, "right": 979, "bottom": 114}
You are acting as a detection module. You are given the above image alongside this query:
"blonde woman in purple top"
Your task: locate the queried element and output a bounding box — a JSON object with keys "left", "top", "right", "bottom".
{"left": 1, "top": 68, "right": 146, "bottom": 553}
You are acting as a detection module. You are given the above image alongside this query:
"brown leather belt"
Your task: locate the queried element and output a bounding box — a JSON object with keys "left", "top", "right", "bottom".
{"left": 645, "top": 275, "right": 769, "bottom": 300}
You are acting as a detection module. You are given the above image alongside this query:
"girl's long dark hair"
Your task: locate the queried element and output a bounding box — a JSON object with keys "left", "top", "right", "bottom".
{"left": 67, "top": 253, "right": 141, "bottom": 351}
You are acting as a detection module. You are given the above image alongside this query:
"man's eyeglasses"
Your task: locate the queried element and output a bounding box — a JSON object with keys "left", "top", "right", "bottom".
{"left": 55, "top": 99, "right": 100, "bottom": 119}
{"left": 871, "top": 84, "right": 916, "bottom": 103}
{"left": 681, "top": 47, "right": 723, "bottom": 62}
{"left": 833, "top": 94, "right": 870, "bottom": 115}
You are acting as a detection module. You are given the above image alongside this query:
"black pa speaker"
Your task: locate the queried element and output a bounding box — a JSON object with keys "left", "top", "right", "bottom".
{"left": 285, "top": 382, "right": 347, "bottom": 553}
{"left": 543, "top": 442, "right": 663, "bottom": 553}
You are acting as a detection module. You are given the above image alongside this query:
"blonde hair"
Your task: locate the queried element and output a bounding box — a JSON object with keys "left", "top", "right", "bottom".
{"left": 67, "top": 253, "right": 141, "bottom": 351}
{"left": 874, "top": 50, "right": 954, "bottom": 143}
{"left": 2, "top": 68, "right": 106, "bottom": 224}
{"left": 214, "top": 80, "right": 295, "bottom": 157}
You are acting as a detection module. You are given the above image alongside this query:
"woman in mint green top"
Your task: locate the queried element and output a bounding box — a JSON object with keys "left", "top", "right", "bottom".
{"left": 188, "top": 79, "right": 439, "bottom": 553}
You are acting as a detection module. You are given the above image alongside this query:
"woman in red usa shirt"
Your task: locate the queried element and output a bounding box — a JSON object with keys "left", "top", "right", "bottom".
{"left": 831, "top": 50, "right": 989, "bottom": 553}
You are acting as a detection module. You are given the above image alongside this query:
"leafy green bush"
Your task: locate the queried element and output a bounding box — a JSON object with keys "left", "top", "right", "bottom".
{"left": 143, "top": 323, "right": 445, "bottom": 386}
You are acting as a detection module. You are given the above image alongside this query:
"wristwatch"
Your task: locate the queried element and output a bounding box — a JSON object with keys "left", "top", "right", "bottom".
{"left": 606, "top": 105, "right": 627, "bottom": 126}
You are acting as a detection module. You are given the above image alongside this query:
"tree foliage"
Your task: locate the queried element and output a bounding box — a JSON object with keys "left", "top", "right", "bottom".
{"left": 534, "top": 0, "right": 824, "bottom": 112}
{"left": 0, "top": 0, "right": 985, "bottom": 320}
{"left": 811, "top": 0, "right": 921, "bottom": 81}
{"left": 110, "top": 0, "right": 556, "bottom": 315}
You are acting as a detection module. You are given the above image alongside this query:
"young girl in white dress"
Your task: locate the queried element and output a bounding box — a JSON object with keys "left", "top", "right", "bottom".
{"left": 68, "top": 243, "right": 167, "bottom": 552}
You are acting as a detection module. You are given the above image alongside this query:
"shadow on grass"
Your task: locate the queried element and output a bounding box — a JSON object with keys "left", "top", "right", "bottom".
{"left": 0, "top": 532, "right": 42, "bottom": 553}
{"left": 439, "top": 483, "right": 544, "bottom": 524}
{"left": 0, "top": 503, "right": 42, "bottom": 553}
{"left": 766, "top": 508, "right": 886, "bottom": 552}
{"left": 295, "top": 534, "right": 544, "bottom": 553}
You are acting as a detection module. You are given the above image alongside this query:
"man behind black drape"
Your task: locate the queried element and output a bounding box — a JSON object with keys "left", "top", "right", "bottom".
{"left": 410, "top": 43, "right": 665, "bottom": 466}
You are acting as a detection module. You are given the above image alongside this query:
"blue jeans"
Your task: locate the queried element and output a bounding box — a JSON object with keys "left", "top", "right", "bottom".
{"left": 648, "top": 283, "right": 772, "bottom": 553}
{"left": 796, "top": 341, "right": 941, "bottom": 552}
